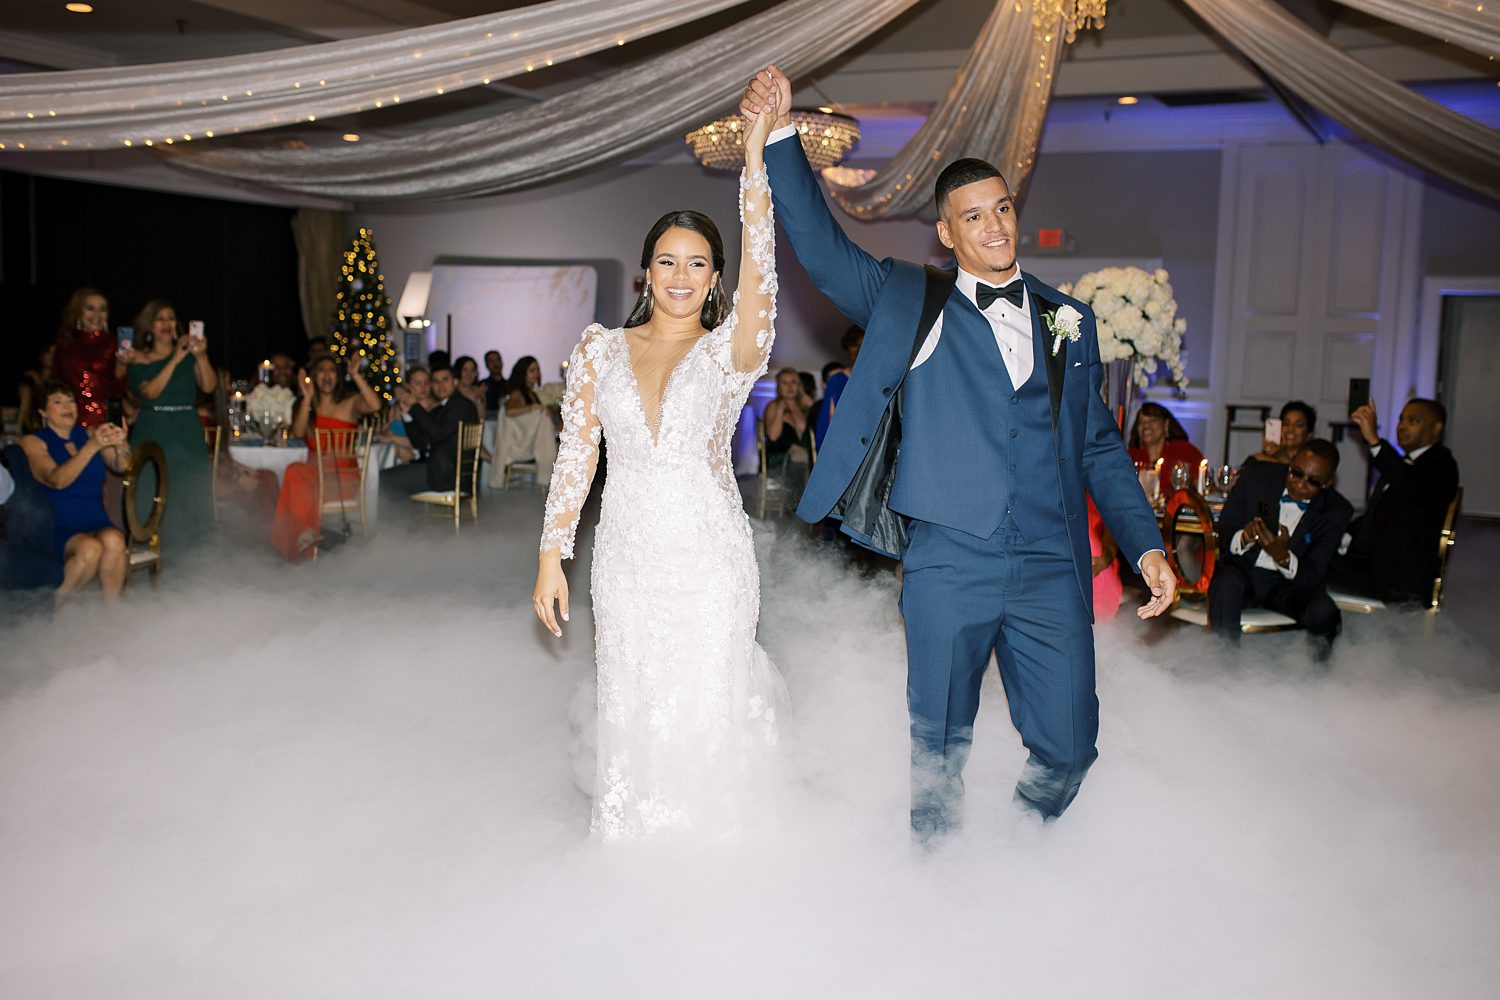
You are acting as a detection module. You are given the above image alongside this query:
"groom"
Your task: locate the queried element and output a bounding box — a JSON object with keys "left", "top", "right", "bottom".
{"left": 743, "top": 68, "right": 1175, "bottom": 836}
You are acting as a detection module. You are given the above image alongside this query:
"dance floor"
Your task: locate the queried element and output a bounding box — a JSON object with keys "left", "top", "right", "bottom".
{"left": 1, "top": 490, "right": 1496, "bottom": 998}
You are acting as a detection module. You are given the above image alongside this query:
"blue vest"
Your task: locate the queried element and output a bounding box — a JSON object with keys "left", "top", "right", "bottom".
{"left": 889, "top": 294, "right": 1067, "bottom": 541}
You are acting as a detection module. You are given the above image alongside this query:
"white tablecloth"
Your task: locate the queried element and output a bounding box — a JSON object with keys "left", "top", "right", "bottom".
{"left": 229, "top": 441, "right": 394, "bottom": 530}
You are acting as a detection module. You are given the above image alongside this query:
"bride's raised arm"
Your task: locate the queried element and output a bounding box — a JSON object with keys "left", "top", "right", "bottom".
{"left": 726, "top": 89, "right": 779, "bottom": 375}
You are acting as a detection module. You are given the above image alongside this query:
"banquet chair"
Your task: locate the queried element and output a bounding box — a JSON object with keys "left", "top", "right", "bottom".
{"left": 122, "top": 441, "right": 169, "bottom": 586}
{"left": 203, "top": 425, "right": 222, "bottom": 522}
{"left": 411, "top": 421, "right": 483, "bottom": 530}
{"left": 754, "top": 417, "right": 815, "bottom": 519}
{"left": 313, "top": 423, "right": 374, "bottom": 538}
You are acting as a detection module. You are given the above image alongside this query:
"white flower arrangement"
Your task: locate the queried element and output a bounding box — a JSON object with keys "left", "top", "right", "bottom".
{"left": 1058, "top": 266, "right": 1188, "bottom": 390}
{"left": 245, "top": 383, "right": 296, "bottom": 427}
{"left": 535, "top": 381, "right": 565, "bottom": 408}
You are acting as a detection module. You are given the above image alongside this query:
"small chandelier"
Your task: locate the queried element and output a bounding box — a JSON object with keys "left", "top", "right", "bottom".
{"left": 686, "top": 108, "right": 860, "bottom": 171}
{"left": 1031, "top": 0, "right": 1108, "bottom": 44}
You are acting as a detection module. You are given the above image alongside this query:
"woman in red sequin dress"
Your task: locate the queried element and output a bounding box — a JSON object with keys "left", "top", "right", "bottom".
{"left": 50, "top": 288, "right": 125, "bottom": 429}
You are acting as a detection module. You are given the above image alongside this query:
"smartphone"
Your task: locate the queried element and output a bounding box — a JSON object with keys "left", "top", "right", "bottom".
{"left": 1347, "top": 377, "right": 1370, "bottom": 417}
{"left": 188, "top": 320, "right": 205, "bottom": 341}
{"left": 1264, "top": 417, "right": 1282, "bottom": 444}
{"left": 1256, "top": 499, "right": 1276, "bottom": 524}
{"left": 116, "top": 326, "right": 134, "bottom": 354}
{"left": 106, "top": 397, "right": 125, "bottom": 426}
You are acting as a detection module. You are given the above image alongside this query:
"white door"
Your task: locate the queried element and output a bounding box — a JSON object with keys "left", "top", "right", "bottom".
{"left": 1439, "top": 295, "right": 1500, "bottom": 517}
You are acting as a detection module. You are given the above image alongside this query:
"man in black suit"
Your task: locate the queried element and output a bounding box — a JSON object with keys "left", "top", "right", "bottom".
{"left": 394, "top": 362, "right": 478, "bottom": 493}
{"left": 1331, "top": 398, "right": 1460, "bottom": 604}
{"left": 1209, "top": 439, "right": 1353, "bottom": 655}
{"left": 480, "top": 350, "right": 508, "bottom": 413}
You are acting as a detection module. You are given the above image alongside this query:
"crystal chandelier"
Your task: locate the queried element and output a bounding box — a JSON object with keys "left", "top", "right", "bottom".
{"left": 1030, "top": 0, "right": 1108, "bottom": 44}
{"left": 686, "top": 108, "right": 860, "bottom": 171}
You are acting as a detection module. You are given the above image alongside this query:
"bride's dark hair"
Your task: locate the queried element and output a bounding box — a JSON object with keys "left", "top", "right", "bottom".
{"left": 623, "top": 210, "right": 730, "bottom": 330}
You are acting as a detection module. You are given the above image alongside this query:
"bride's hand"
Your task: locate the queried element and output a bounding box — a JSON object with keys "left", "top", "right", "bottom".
{"left": 741, "top": 65, "right": 792, "bottom": 134}
{"left": 534, "top": 554, "right": 569, "bottom": 638}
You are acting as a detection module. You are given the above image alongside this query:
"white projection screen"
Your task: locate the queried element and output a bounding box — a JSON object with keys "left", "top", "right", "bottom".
{"left": 424, "top": 263, "right": 599, "bottom": 384}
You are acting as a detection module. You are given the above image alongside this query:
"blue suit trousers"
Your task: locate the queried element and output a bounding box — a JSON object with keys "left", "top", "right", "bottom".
{"left": 900, "top": 516, "right": 1098, "bottom": 835}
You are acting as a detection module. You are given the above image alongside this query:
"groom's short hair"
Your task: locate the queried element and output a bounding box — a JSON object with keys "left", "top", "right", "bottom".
{"left": 934, "top": 158, "right": 1007, "bottom": 218}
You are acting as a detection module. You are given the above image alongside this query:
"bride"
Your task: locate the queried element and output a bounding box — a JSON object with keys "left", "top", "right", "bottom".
{"left": 533, "top": 83, "right": 784, "bottom": 841}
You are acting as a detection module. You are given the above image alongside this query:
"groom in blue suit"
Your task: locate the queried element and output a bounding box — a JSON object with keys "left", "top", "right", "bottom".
{"left": 743, "top": 69, "right": 1177, "bottom": 836}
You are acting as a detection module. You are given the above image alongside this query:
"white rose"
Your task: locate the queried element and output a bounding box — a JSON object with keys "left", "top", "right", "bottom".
{"left": 1053, "top": 304, "right": 1084, "bottom": 339}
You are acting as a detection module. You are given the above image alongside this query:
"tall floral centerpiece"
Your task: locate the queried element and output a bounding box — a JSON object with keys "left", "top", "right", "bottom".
{"left": 1058, "top": 266, "right": 1188, "bottom": 428}
{"left": 245, "top": 383, "right": 295, "bottom": 440}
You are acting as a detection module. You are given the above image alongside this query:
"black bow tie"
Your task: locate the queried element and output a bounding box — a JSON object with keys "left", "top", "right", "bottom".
{"left": 976, "top": 279, "right": 1025, "bottom": 311}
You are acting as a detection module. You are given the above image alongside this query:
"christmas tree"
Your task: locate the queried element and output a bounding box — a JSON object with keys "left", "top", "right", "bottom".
{"left": 330, "top": 226, "right": 401, "bottom": 402}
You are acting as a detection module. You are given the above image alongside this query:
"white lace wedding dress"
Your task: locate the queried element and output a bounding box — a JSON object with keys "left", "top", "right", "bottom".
{"left": 540, "top": 166, "right": 785, "bottom": 842}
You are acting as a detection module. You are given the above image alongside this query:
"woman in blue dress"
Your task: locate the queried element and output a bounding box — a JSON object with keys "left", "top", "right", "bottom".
{"left": 19, "top": 381, "right": 132, "bottom": 605}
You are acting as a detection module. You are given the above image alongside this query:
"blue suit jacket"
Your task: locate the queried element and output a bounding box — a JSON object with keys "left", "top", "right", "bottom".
{"left": 767, "top": 137, "right": 1161, "bottom": 614}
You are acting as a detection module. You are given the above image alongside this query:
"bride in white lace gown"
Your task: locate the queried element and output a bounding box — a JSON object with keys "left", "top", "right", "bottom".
{"left": 534, "top": 93, "right": 784, "bottom": 842}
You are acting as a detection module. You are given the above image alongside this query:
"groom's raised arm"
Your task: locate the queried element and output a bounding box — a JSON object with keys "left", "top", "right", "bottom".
{"left": 744, "top": 67, "right": 887, "bottom": 328}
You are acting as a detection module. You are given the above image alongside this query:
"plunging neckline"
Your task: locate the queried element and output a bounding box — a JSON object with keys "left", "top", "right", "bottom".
{"left": 622, "top": 327, "right": 708, "bottom": 445}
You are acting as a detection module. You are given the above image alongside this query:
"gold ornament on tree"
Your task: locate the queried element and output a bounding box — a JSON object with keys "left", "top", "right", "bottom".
{"left": 1027, "top": 0, "right": 1107, "bottom": 44}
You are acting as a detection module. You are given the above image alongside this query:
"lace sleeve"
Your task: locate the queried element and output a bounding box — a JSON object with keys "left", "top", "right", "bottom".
{"left": 722, "top": 164, "right": 777, "bottom": 377}
{"left": 539, "top": 325, "right": 606, "bottom": 559}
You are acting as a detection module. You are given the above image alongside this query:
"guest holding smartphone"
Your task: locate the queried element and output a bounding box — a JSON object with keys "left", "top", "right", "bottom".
{"left": 124, "top": 300, "right": 218, "bottom": 554}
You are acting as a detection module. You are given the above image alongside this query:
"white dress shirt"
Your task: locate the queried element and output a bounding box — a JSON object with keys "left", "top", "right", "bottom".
{"left": 1368, "top": 441, "right": 1430, "bottom": 463}
{"left": 1229, "top": 491, "right": 1305, "bottom": 579}
{"left": 910, "top": 267, "right": 1033, "bottom": 388}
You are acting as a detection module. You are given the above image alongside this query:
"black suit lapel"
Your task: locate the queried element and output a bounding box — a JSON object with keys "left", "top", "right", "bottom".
{"left": 917, "top": 265, "right": 957, "bottom": 363}
{"left": 1027, "top": 281, "right": 1065, "bottom": 428}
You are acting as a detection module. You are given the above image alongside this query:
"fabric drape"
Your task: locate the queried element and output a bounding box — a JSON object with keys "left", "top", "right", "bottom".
{"left": 163, "top": 0, "right": 923, "bottom": 202}
{"left": 1330, "top": 0, "right": 1499, "bottom": 59}
{"left": 1181, "top": 0, "right": 1500, "bottom": 203}
{"left": 0, "top": 0, "right": 749, "bottom": 151}
{"left": 291, "top": 208, "right": 348, "bottom": 341}
{"left": 824, "top": 1, "right": 1063, "bottom": 220}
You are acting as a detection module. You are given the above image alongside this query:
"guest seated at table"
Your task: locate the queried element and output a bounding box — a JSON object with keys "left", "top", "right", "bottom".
{"left": 19, "top": 382, "right": 132, "bottom": 605}
{"left": 380, "top": 365, "right": 429, "bottom": 466}
{"left": 1128, "top": 402, "right": 1204, "bottom": 499}
{"left": 481, "top": 350, "right": 508, "bottom": 413}
{"left": 1329, "top": 398, "right": 1460, "bottom": 604}
{"left": 269, "top": 353, "right": 297, "bottom": 391}
{"left": 393, "top": 362, "right": 478, "bottom": 494}
{"left": 1209, "top": 439, "right": 1351, "bottom": 656}
{"left": 271, "top": 356, "right": 380, "bottom": 562}
{"left": 1, "top": 441, "right": 66, "bottom": 592}
{"left": 488, "top": 355, "right": 557, "bottom": 489}
{"left": 1245, "top": 400, "right": 1316, "bottom": 467}
{"left": 17, "top": 344, "right": 55, "bottom": 433}
{"left": 814, "top": 325, "right": 863, "bottom": 448}
{"left": 124, "top": 299, "right": 218, "bottom": 556}
{"left": 453, "top": 354, "right": 488, "bottom": 421}
{"left": 763, "top": 366, "right": 814, "bottom": 502}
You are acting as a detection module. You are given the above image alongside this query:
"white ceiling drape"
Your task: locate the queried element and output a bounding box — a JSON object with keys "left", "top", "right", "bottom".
{"left": 1329, "top": 0, "right": 1499, "bottom": 59}
{"left": 0, "top": 0, "right": 750, "bottom": 151}
{"left": 1181, "top": 0, "right": 1500, "bottom": 203}
{"left": 163, "top": 0, "right": 923, "bottom": 201}
{"left": 824, "top": 1, "right": 1063, "bottom": 220}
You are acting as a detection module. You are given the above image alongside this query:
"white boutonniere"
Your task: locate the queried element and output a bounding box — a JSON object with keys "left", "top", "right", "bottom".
{"left": 1045, "top": 303, "right": 1083, "bottom": 356}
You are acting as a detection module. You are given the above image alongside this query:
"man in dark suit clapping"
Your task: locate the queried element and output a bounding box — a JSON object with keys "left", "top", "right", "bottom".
{"left": 397, "top": 361, "right": 478, "bottom": 493}
{"left": 1209, "top": 439, "right": 1353, "bottom": 656}
{"left": 1331, "top": 398, "right": 1459, "bottom": 604}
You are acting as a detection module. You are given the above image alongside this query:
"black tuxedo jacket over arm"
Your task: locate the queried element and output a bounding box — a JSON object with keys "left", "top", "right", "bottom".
{"left": 404, "top": 394, "right": 479, "bottom": 490}
{"left": 1347, "top": 441, "right": 1459, "bottom": 600}
{"left": 1218, "top": 460, "right": 1353, "bottom": 589}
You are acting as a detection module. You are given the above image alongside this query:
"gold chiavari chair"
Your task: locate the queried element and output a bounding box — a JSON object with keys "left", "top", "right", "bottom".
{"left": 411, "top": 421, "right": 483, "bottom": 530}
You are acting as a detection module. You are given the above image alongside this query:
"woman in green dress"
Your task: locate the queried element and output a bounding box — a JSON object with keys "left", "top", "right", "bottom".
{"left": 124, "top": 299, "right": 218, "bottom": 554}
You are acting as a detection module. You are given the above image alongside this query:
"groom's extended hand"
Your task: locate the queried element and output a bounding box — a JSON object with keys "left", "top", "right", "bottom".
{"left": 1136, "top": 551, "right": 1177, "bottom": 619}
{"left": 741, "top": 65, "right": 792, "bottom": 132}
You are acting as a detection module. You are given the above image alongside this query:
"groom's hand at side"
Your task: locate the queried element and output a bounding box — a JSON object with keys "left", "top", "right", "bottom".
{"left": 741, "top": 65, "right": 792, "bottom": 131}
{"left": 1136, "top": 550, "right": 1177, "bottom": 619}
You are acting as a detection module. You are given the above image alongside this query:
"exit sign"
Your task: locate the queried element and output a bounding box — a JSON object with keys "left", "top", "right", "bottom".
{"left": 1036, "top": 227, "right": 1066, "bottom": 250}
